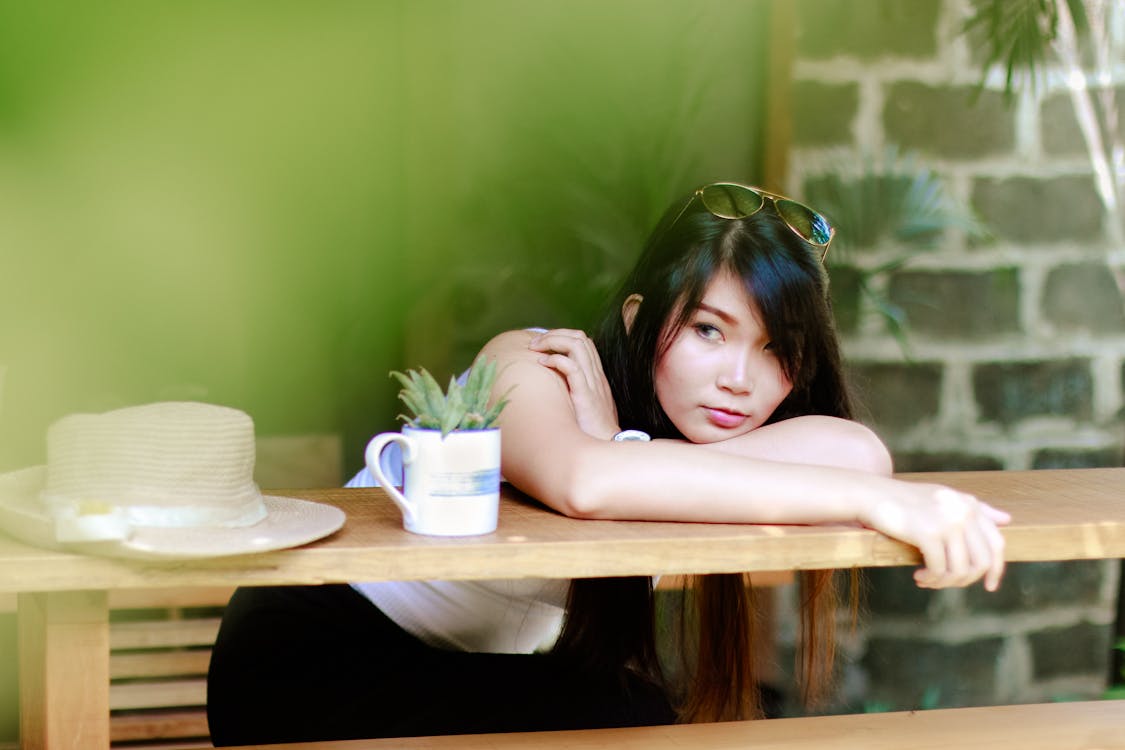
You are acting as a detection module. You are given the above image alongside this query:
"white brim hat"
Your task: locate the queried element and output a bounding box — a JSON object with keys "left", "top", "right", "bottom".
{"left": 0, "top": 402, "right": 345, "bottom": 560}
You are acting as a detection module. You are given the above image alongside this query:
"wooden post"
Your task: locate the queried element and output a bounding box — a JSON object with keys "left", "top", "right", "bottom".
{"left": 761, "top": 0, "right": 795, "bottom": 193}
{"left": 18, "top": 591, "right": 110, "bottom": 750}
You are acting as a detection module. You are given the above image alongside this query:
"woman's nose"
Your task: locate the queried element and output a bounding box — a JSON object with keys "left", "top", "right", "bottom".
{"left": 716, "top": 351, "right": 753, "bottom": 394}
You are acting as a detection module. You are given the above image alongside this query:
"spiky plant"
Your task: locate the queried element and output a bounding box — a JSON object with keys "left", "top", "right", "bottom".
{"left": 391, "top": 356, "right": 511, "bottom": 437}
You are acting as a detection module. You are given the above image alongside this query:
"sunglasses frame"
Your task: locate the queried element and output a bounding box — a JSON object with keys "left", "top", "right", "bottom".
{"left": 669, "top": 182, "right": 834, "bottom": 262}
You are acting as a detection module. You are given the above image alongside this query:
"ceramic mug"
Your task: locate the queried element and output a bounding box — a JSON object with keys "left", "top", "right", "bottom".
{"left": 364, "top": 426, "right": 501, "bottom": 536}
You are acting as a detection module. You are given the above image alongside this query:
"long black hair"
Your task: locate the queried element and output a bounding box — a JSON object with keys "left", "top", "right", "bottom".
{"left": 554, "top": 187, "right": 854, "bottom": 721}
{"left": 595, "top": 190, "right": 853, "bottom": 433}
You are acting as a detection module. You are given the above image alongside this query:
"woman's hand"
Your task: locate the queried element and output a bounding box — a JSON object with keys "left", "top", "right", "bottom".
{"left": 862, "top": 481, "right": 1011, "bottom": 591}
{"left": 528, "top": 329, "right": 620, "bottom": 441}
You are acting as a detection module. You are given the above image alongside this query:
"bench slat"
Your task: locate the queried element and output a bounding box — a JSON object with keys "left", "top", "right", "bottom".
{"left": 220, "top": 700, "right": 1125, "bottom": 750}
{"left": 109, "top": 679, "right": 206, "bottom": 711}
{"left": 109, "top": 709, "right": 211, "bottom": 743}
{"left": 108, "top": 586, "right": 235, "bottom": 610}
{"left": 110, "top": 618, "right": 222, "bottom": 650}
{"left": 110, "top": 649, "right": 212, "bottom": 680}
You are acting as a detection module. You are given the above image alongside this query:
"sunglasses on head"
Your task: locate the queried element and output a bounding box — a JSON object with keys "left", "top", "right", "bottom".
{"left": 670, "top": 182, "right": 834, "bottom": 262}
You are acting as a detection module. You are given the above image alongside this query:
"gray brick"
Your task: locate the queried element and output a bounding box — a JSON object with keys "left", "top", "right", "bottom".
{"left": 887, "top": 269, "right": 1021, "bottom": 339}
{"left": 848, "top": 362, "right": 943, "bottom": 433}
{"left": 972, "top": 176, "right": 1104, "bottom": 244}
{"left": 796, "top": 0, "right": 941, "bottom": 60}
{"left": 965, "top": 560, "right": 1106, "bottom": 612}
{"left": 1041, "top": 88, "right": 1125, "bottom": 156}
{"left": 884, "top": 83, "right": 1015, "bottom": 159}
{"left": 1042, "top": 262, "right": 1125, "bottom": 333}
{"left": 1032, "top": 447, "right": 1122, "bottom": 469}
{"left": 893, "top": 452, "right": 1005, "bottom": 472}
{"left": 973, "top": 359, "right": 1093, "bottom": 426}
{"left": 862, "top": 636, "right": 1003, "bottom": 709}
{"left": 792, "top": 81, "right": 859, "bottom": 147}
{"left": 863, "top": 567, "right": 938, "bottom": 616}
{"left": 1028, "top": 621, "right": 1112, "bottom": 679}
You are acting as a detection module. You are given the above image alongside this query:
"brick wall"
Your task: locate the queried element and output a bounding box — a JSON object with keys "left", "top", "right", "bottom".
{"left": 778, "top": 0, "right": 1123, "bottom": 711}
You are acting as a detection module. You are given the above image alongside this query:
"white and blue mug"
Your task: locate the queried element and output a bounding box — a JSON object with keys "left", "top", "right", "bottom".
{"left": 364, "top": 426, "right": 500, "bottom": 536}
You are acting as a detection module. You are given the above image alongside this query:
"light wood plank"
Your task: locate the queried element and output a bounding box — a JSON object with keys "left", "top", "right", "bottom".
{"left": 109, "top": 710, "right": 210, "bottom": 743}
{"left": 0, "top": 587, "right": 231, "bottom": 620}
{"left": 18, "top": 591, "right": 110, "bottom": 750}
{"left": 109, "top": 679, "right": 206, "bottom": 711}
{"left": 110, "top": 649, "right": 211, "bottom": 680}
{"left": 655, "top": 570, "right": 793, "bottom": 590}
{"left": 1, "top": 468, "right": 1123, "bottom": 593}
{"left": 224, "top": 700, "right": 1125, "bottom": 750}
{"left": 107, "top": 586, "right": 234, "bottom": 610}
{"left": 109, "top": 618, "right": 221, "bottom": 650}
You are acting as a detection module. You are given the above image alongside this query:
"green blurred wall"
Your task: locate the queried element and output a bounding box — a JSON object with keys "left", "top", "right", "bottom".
{"left": 0, "top": 1, "right": 773, "bottom": 737}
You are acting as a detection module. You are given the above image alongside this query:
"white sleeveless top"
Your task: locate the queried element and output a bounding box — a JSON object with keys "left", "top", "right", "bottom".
{"left": 346, "top": 468, "right": 569, "bottom": 654}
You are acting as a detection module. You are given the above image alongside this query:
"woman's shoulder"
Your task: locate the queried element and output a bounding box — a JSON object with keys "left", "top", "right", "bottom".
{"left": 480, "top": 328, "right": 547, "bottom": 360}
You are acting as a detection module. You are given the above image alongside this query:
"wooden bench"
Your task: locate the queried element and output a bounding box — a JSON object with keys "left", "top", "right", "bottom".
{"left": 1, "top": 577, "right": 786, "bottom": 748}
{"left": 104, "top": 577, "right": 786, "bottom": 748}
{"left": 106, "top": 587, "right": 233, "bottom": 748}
{"left": 218, "top": 699, "right": 1125, "bottom": 749}
{"left": 3, "top": 587, "right": 232, "bottom": 748}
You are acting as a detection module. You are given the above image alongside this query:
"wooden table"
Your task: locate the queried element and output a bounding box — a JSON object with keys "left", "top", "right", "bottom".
{"left": 5, "top": 467, "right": 1125, "bottom": 749}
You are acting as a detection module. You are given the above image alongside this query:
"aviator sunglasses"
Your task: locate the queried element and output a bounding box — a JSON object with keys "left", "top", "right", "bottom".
{"left": 671, "top": 182, "right": 835, "bottom": 261}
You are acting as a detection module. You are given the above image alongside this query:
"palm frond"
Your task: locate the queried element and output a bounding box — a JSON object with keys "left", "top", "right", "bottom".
{"left": 804, "top": 147, "right": 986, "bottom": 256}
{"left": 963, "top": 0, "right": 1090, "bottom": 102}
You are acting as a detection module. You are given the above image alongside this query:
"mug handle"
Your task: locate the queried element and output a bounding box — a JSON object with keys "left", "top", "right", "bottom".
{"left": 364, "top": 432, "right": 418, "bottom": 527}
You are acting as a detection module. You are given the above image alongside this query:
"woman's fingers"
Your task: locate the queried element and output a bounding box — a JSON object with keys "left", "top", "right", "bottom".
{"left": 980, "top": 517, "right": 1007, "bottom": 592}
{"left": 528, "top": 329, "right": 619, "bottom": 440}
{"left": 943, "top": 531, "right": 971, "bottom": 586}
{"left": 910, "top": 490, "right": 1007, "bottom": 591}
{"left": 529, "top": 330, "right": 602, "bottom": 383}
{"left": 982, "top": 502, "right": 1012, "bottom": 525}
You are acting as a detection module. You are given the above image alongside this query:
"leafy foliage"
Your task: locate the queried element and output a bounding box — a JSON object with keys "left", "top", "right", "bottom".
{"left": 805, "top": 148, "right": 987, "bottom": 254}
{"left": 963, "top": 0, "right": 1089, "bottom": 100}
{"left": 804, "top": 147, "right": 987, "bottom": 347}
{"left": 1107, "top": 637, "right": 1125, "bottom": 699}
{"left": 391, "top": 356, "right": 510, "bottom": 437}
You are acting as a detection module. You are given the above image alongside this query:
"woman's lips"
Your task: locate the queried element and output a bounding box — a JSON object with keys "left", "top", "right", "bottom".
{"left": 705, "top": 407, "right": 749, "bottom": 429}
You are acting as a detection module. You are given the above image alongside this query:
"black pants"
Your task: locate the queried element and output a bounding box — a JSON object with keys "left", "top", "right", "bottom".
{"left": 206, "top": 584, "right": 675, "bottom": 746}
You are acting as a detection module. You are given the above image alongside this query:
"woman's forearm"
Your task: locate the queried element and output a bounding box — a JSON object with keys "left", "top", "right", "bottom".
{"left": 558, "top": 437, "right": 883, "bottom": 525}
{"left": 701, "top": 415, "right": 893, "bottom": 476}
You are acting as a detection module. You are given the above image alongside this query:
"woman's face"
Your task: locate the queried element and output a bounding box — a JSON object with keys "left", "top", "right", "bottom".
{"left": 653, "top": 270, "right": 793, "bottom": 444}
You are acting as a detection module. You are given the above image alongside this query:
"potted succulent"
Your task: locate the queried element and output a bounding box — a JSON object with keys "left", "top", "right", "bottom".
{"left": 364, "top": 356, "right": 511, "bottom": 536}
{"left": 391, "top": 355, "right": 510, "bottom": 437}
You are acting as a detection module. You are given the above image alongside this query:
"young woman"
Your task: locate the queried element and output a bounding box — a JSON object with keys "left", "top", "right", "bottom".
{"left": 207, "top": 183, "right": 1008, "bottom": 745}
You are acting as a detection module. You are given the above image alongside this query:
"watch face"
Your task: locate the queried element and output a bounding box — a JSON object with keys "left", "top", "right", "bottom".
{"left": 614, "top": 430, "right": 651, "bottom": 442}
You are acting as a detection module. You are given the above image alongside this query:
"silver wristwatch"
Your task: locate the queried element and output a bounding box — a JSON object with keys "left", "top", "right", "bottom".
{"left": 613, "top": 429, "right": 651, "bottom": 442}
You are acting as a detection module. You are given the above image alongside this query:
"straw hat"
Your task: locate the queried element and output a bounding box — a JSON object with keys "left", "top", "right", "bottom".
{"left": 0, "top": 401, "right": 345, "bottom": 559}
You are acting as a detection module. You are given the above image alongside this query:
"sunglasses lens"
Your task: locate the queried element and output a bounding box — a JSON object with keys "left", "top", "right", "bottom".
{"left": 700, "top": 183, "right": 763, "bottom": 220}
{"left": 776, "top": 199, "right": 832, "bottom": 245}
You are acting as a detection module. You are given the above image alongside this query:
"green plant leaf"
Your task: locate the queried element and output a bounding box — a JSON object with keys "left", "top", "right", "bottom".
{"left": 416, "top": 415, "right": 441, "bottom": 430}
{"left": 387, "top": 358, "right": 511, "bottom": 433}
{"left": 440, "top": 377, "right": 467, "bottom": 437}
{"left": 480, "top": 386, "right": 515, "bottom": 428}
{"left": 462, "top": 355, "right": 487, "bottom": 408}
{"left": 395, "top": 389, "right": 424, "bottom": 418}
{"left": 474, "top": 358, "right": 500, "bottom": 413}
{"left": 418, "top": 368, "right": 447, "bottom": 420}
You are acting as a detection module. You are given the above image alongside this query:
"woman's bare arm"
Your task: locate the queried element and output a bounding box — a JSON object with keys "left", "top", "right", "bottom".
{"left": 484, "top": 329, "right": 1008, "bottom": 591}
{"left": 702, "top": 416, "right": 894, "bottom": 476}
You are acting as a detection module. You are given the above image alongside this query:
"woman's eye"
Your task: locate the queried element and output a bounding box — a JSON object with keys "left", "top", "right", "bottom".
{"left": 693, "top": 323, "right": 722, "bottom": 341}
{"left": 763, "top": 341, "right": 776, "bottom": 351}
